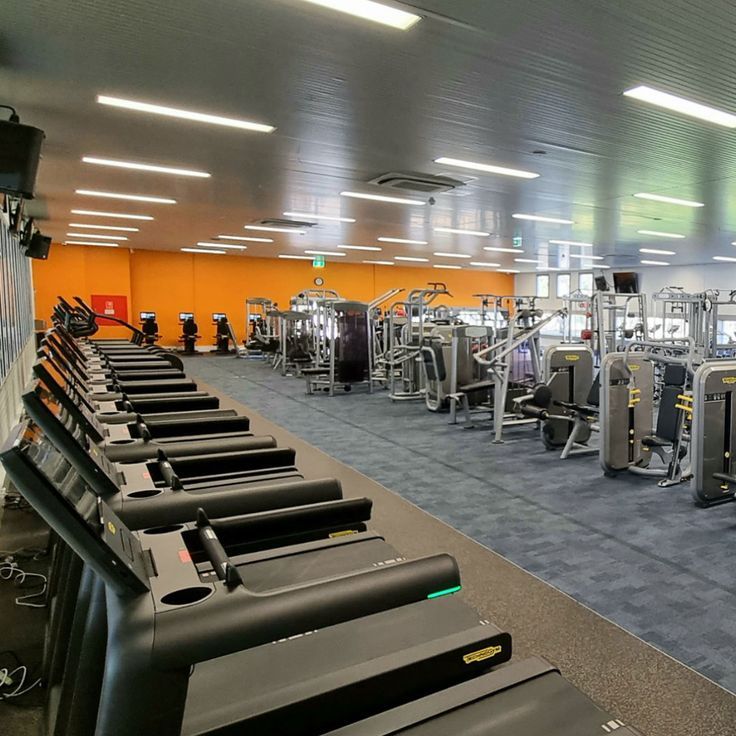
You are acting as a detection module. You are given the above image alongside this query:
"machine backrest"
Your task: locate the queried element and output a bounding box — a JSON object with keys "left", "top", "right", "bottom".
{"left": 421, "top": 339, "right": 446, "bottom": 382}
{"left": 587, "top": 373, "right": 601, "bottom": 407}
{"left": 183, "top": 318, "right": 198, "bottom": 336}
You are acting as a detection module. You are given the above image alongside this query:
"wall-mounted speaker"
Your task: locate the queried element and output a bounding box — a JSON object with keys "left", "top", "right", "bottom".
{"left": 0, "top": 119, "right": 45, "bottom": 199}
{"left": 26, "top": 232, "right": 51, "bottom": 260}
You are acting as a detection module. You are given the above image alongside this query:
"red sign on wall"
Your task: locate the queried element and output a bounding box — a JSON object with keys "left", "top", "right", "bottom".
{"left": 91, "top": 294, "right": 128, "bottom": 326}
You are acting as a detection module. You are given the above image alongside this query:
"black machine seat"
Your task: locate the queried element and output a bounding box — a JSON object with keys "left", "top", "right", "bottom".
{"left": 555, "top": 373, "right": 601, "bottom": 417}
{"left": 641, "top": 435, "right": 671, "bottom": 448}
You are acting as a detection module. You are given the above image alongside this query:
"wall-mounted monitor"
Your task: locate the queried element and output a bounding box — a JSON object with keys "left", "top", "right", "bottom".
{"left": 212, "top": 312, "right": 227, "bottom": 322}
{"left": 613, "top": 272, "right": 639, "bottom": 294}
{"left": 139, "top": 311, "right": 156, "bottom": 320}
{"left": 594, "top": 275, "right": 609, "bottom": 292}
{"left": 178, "top": 312, "right": 194, "bottom": 321}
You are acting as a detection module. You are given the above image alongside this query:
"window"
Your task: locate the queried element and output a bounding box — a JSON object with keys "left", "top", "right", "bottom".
{"left": 536, "top": 274, "right": 550, "bottom": 298}
{"left": 556, "top": 273, "right": 571, "bottom": 298}
{"left": 579, "top": 272, "right": 593, "bottom": 295}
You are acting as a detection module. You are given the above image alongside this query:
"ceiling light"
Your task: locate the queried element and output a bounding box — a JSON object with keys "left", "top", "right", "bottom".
{"left": 498, "top": 269, "right": 520, "bottom": 274}
{"left": 304, "top": 249, "right": 346, "bottom": 257}
{"left": 244, "top": 225, "right": 306, "bottom": 234}
{"left": 537, "top": 266, "right": 562, "bottom": 271}
{"left": 637, "top": 229, "right": 685, "bottom": 239}
{"left": 433, "top": 251, "right": 471, "bottom": 258}
{"left": 338, "top": 244, "right": 382, "bottom": 251}
{"left": 82, "top": 156, "right": 210, "bottom": 178}
{"left": 395, "top": 256, "right": 429, "bottom": 262}
{"left": 68, "top": 222, "right": 139, "bottom": 232}
{"left": 340, "top": 191, "right": 425, "bottom": 205}
{"left": 484, "top": 246, "right": 524, "bottom": 254}
{"left": 569, "top": 253, "right": 604, "bottom": 260}
{"left": 514, "top": 258, "right": 541, "bottom": 264}
{"left": 434, "top": 226, "right": 490, "bottom": 237}
{"left": 623, "top": 86, "right": 736, "bottom": 128}
{"left": 469, "top": 261, "right": 501, "bottom": 268}
{"left": 597, "top": 265, "right": 611, "bottom": 269}
{"left": 548, "top": 239, "right": 593, "bottom": 247}
{"left": 97, "top": 95, "right": 275, "bottom": 133}
{"left": 640, "top": 259, "right": 670, "bottom": 266}
{"left": 434, "top": 157, "right": 539, "bottom": 179}
{"left": 64, "top": 240, "right": 120, "bottom": 247}
{"left": 512, "top": 213, "right": 574, "bottom": 224}
{"left": 181, "top": 247, "right": 226, "bottom": 254}
{"left": 434, "top": 264, "right": 461, "bottom": 270}
{"left": 67, "top": 232, "right": 126, "bottom": 240}
{"left": 296, "top": 0, "right": 421, "bottom": 30}
{"left": 283, "top": 211, "right": 355, "bottom": 223}
{"left": 196, "top": 242, "right": 246, "bottom": 250}
{"left": 633, "top": 192, "right": 704, "bottom": 208}
{"left": 713, "top": 256, "right": 736, "bottom": 262}
{"left": 639, "top": 248, "right": 676, "bottom": 256}
{"left": 75, "top": 189, "right": 177, "bottom": 204}
{"left": 363, "top": 260, "right": 394, "bottom": 265}
{"left": 71, "top": 209, "right": 153, "bottom": 220}
{"left": 218, "top": 235, "right": 274, "bottom": 242}
{"left": 377, "top": 236, "right": 428, "bottom": 245}
{"left": 279, "top": 254, "right": 314, "bottom": 260}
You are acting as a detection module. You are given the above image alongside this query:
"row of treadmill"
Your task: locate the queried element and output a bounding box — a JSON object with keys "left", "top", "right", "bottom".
{"left": 0, "top": 298, "right": 643, "bottom": 735}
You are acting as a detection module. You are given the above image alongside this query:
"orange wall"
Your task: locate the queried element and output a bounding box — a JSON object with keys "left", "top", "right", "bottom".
{"left": 34, "top": 245, "right": 514, "bottom": 345}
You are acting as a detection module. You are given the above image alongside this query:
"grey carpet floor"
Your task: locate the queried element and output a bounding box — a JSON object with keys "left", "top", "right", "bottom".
{"left": 186, "top": 356, "right": 736, "bottom": 693}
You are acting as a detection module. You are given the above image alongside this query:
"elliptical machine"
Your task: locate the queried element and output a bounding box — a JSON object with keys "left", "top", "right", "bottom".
{"left": 178, "top": 312, "right": 200, "bottom": 355}
{"left": 213, "top": 313, "right": 233, "bottom": 354}
{"left": 139, "top": 312, "right": 160, "bottom": 346}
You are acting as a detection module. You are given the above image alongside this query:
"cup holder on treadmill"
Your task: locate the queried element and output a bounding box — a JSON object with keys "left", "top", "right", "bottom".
{"left": 127, "top": 489, "right": 163, "bottom": 499}
{"left": 160, "top": 586, "right": 212, "bottom": 607}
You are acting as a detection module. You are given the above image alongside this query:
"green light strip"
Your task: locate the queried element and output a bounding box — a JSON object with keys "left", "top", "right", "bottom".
{"left": 427, "top": 585, "right": 462, "bottom": 599}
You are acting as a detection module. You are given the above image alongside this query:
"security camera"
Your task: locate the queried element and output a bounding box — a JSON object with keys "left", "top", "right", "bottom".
{"left": 428, "top": 196, "right": 436, "bottom": 206}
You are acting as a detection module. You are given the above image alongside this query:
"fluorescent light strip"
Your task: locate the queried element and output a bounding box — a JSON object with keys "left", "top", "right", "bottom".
{"left": 279, "top": 254, "right": 314, "bottom": 260}
{"left": 338, "top": 244, "right": 382, "bottom": 251}
{"left": 395, "top": 256, "right": 428, "bottom": 262}
{"left": 469, "top": 261, "right": 500, "bottom": 268}
{"left": 537, "top": 266, "right": 562, "bottom": 271}
{"left": 623, "top": 86, "right": 736, "bottom": 128}
{"left": 512, "top": 213, "right": 574, "bottom": 224}
{"left": 296, "top": 0, "right": 421, "bottom": 30}
{"left": 549, "top": 239, "right": 593, "bottom": 247}
{"left": 377, "top": 237, "right": 428, "bottom": 245}
{"left": 639, "top": 248, "right": 675, "bottom": 256}
{"left": 434, "top": 157, "right": 539, "bottom": 179}
{"left": 97, "top": 95, "right": 275, "bottom": 133}
{"left": 633, "top": 192, "right": 704, "bottom": 208}
{"left": 363, "top": 260, "right": 394, "bottom": 266}
{"left": 713, "top": 256, "right": 736, "bottom": 262}
{"left": 304, "top": 249, "right": 346, "bottom": 257}
{"left": 196, "top": 242, "right": 246, "bottom": 250}
{"left": 64, "top": 240, "right": 120, "bottom": 247}
{"left": 245, "top": 225, "right": 306, "bottom": 234}
{"left": 498, "top": 269, "right": 520, "bottom": 274}
{"left": 68, "top": 222, "right": 139, "bottom": 232}
{"left": 641, "top": 260, "right": 670, "bottom": 266}
{"left": 75, "top": 189, "right": 177, "bottom": 204}
{"left": 218, "top": 235, "right": 274, "bottom": 243}
{"left": 569, "top": 253, "right": 604, "bottom": 260}
{"left": 434, "top": 226, "right": 489, "bottom": 237}
{"left": 340, "top": 191, "right": 425, "bottom": 206}
{"left": 514, "top": 258, "right": 541, "bottom": 264}
{"left": 181, "top": 247, "right": 226, "bottom": 254}
{"left": 637, "top": 229, "right": 685, "bottom": 239}
{"left": 484, "top": 246, "right": 524, "bottom": 254}
{"left": 82, "top": 156, "right": 210, "bottom": 178}
{"left": 71, "top": 209, "right": 153, "bottom": 220}
{"left": 283, "top": 211, "right": 355, "bottom": 223}
{"left": 433, "top": 252, "right": 471, "bottom": 259}
{"left": 434, "top": 264, "right": 461, "bottom": 270}
{"left": 67, "top": 232, "right": 126, "bottom": 240}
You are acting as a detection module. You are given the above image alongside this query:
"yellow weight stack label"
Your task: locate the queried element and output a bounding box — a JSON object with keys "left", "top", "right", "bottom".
{"left": 462, "top": 645, "right": 504, "bottom": 664}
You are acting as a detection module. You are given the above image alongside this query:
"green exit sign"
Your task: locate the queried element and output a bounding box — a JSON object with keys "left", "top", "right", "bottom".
{"left": 512, "top": 236, "right": 523, "bottom": 248}
{"left": 312, "top": 255, "right": 325, "bottom": 268}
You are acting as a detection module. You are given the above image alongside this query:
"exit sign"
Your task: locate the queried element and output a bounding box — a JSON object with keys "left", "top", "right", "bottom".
{"left": 312, "top": 255, "right": 325, "bottom": 268}
{"left": 512, "top": 236, "right": 523, "bottom": 248}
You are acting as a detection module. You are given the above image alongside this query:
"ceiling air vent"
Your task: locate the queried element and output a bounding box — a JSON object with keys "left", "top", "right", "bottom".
{"left": 368, "top": 171, "right": 466, "bottom": 195}
{"left": 254, "top": 218, "right": 318, "bottom": 229}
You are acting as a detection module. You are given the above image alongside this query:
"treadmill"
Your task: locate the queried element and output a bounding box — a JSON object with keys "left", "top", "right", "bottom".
{"left": 1, "top": 424, "right": 641, "bottom": 736}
